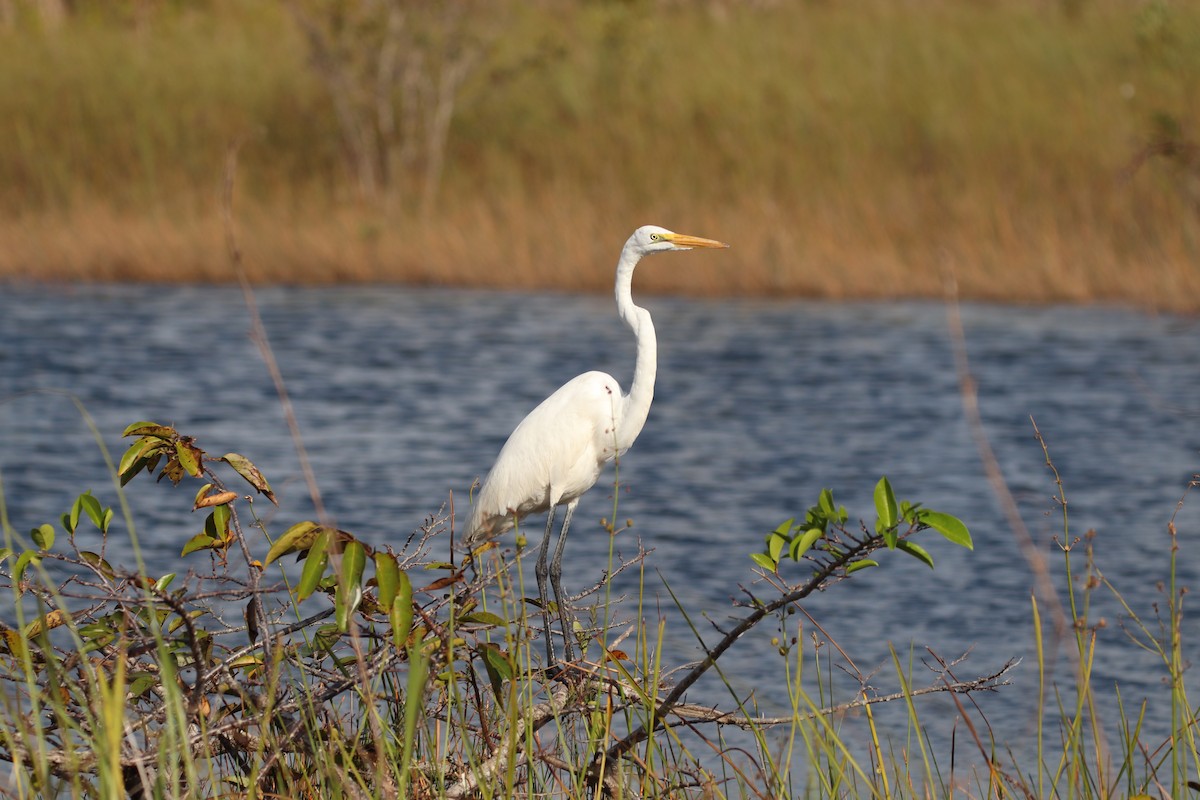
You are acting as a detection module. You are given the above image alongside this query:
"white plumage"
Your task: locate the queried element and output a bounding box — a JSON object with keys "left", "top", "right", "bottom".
{"left": 463, "top": 225, "right": 728, "bottom": 661}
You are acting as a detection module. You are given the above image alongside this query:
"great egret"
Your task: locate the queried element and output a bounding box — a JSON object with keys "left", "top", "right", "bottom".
{"left": 463, "top": 225, "right": 729, "bottom": 662}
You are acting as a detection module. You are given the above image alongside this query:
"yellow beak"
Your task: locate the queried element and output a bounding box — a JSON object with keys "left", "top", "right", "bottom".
{"left": 663, "top": 232, "right": 730, "bottom": 250}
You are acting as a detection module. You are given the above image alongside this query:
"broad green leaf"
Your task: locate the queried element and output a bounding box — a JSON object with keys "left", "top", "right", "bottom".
{"left": 818, "top": 489, "right": 836, "bottom": 517}
{"left": 77, "top": 493, "right": 103, "bottom": 531}
{"left": 396, "top": 569, "right": 412, "bottom": 606}
{"left": 773, "top": 518, "right": 795, "bottom": 537}
{"left": 390, "top": 596, "right": 414, "bottom": 648}
{"left": 154, "top": 573, "right": 176, "bottom": 591}
{"left": 100, "top": 507, "right": 113, "bottom": 534}
{"left": 220, "top": 453, "right": 277, "bottom": 505}
{"left": 768, "top": 532, "right": 787, "bottom": 563}
{"left": 313, "top": 624, "right": 341, "bottom": 651}
{"left": 118, "top": 439, "right": 155, "bottom": 482}
{"left": 205, "top": 504, "right": 232, "bottom": 543}
{"left": 750, "top": 552, "right": 777, "bottom": 571}
{"left": 181, "top": 533, "right": 220, "bottom": 556}
{"left": 296, "top": 531, "right": 331, "bottom": 602}
{"left": 337, "top": 541, "right": 368, "bottom": 632}
{"left": 789, "top": 528, "right": 823, "bottom": 561}
{"left": 341, "top": 540, "right": 367, "bottom": 588}
{"left": 459, "top": 611, "right": 506, "bottom": 627}
{"left": 31, "top": 524, "right": 54, "bottom": 551}
{"left": 79, "top": 621, "right": 116, "bottom": 641}
{"left": 874, "top": 477, "right": 898, "bottom": 531}
{"left": 896, "top": 539, "right": 935, "bottom": 569}
{"left": 920, "top": 511, "right": 973, "bottom": 550}
{"left": 846, "top": 559, "right": 879, "bottom": 574}
{"left": 14, "top": 550, "right": 39, "bottom": 584}
{"left": 167, "top": 609, "right": 206, "bottom": 634}
{"left": 481, "top": 642, "right": 515, "bottom": 680}
{"left": 226, "top": 654, "right": 265, "bottom": 671}
{"left": 265, "top": 521, "right": 322, "bottom": 565}
{"left": 174, "top": 441, "right": 202, "bottom": 477}
{"left": 80, "top": 494, "right": 104, "bottom": 530}
{"left": 375, "top": 552, "right": 400, "bottom": 608}
{"left": 128, "top": 673, "right": 158, "bottom": 698}
{"left": 192, "top": 483, "right": 214, "bottom": 506}
{"left": 479, "top": 641, "right": 514, "bottom": 704}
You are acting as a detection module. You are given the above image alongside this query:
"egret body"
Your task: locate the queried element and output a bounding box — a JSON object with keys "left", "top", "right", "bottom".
{"left": 463, "top": 225, "right": 728, "bottom": 661}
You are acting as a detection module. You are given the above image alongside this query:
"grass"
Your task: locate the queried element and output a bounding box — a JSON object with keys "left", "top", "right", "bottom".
{"left": 2, "top": 413, "right": 1197, "bottom": 797}
{"left": 1, "top": 257, "right": 1198, "bottom": 796}
{"left": 0, "top": 0, "right": 1199, "bottom": 308}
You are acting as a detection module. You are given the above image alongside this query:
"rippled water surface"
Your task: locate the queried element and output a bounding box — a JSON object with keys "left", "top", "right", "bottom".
{"left": 3, "top": 282, "right": 1200, "bottom": 765}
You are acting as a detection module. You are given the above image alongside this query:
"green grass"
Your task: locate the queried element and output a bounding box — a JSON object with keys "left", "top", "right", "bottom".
{"left": 1, "top": 1, "right": 1199, "bottom": 305}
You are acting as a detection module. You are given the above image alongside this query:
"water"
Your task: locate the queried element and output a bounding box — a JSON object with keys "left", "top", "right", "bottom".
{"left": 2, "top": 282, "right": 1199, "bottom": 773}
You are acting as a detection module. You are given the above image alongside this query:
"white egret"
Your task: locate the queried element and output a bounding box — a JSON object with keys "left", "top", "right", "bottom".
{"left": 463, "top": 225, "right": 729, "bottom": 662}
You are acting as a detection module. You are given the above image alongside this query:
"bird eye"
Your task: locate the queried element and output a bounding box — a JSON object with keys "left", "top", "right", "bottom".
{"left": 650, "top": 234, "right": 660, "bottom": 241}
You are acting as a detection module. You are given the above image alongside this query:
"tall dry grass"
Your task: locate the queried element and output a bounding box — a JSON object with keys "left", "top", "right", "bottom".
{"left": 0, "top": 0, "right": 1198, "bottom": 308}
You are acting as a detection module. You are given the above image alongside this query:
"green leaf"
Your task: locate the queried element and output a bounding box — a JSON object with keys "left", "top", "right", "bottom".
{"left": 167, "top": 609, "right": 206, "bottom": 634}
{"left": 154, "top": 573, "right": 177, "bottom": 591}
{"left": 296, "top": 530, "right": 331, "bottom": 602}
{"left": 174, "top": 441, "right": 202, "bottom": 477}
{"left": 181, "top": 537, "right": 222, "bottom": 556}
{"left": 818, "top": 489, "right": 836, "bottom": 517}
{"left": 789, "top": 527, "right": 823, "bottom": 561}
{"left": 479, "top": 641, "right": 515, "bottom": 704}
{"left": 14, "top": 550, "right": 39, "bottom": 584}
{"left": 337, "top": 541, "right": 367, "bottom": 632}
{"left": 768, "top": 532, "right": 787, "bottom": 563}
{"left": 896, "top": 539, "right": 935, "bottom": 569}
{"left": 846, "top": 559, "right": 879, "bottom": 574}
{"left": 128, "top": 673, "right": 158, "bottom": 698}
{"left": 265, "top": 521, "right": 323, "bottom": 565}
{"left": 79, "top": 621, "right": 116, "bottom": 641}
{"left": 874, "top": 476, "right": 898, "bottom": 532}
{"left": 181, "top": 533, "right": 220, "bottom": 556}
{"left": 750, "top": 552, "right": 778, "bottom": 571}
{"left": 77, "top": 493, "right": 103, "bottom": 531}
{"left": 374, "top": 552, "right": 400, "bottom": 608}
{"left": 220, "top": 453, "right": 277, "bottom": 505}
{"left": 118, "top": 439, "right": 153, "bottom": 482}
{"left": 459, "top": 611, "right": 506, "bottom": 627}
{"left": 389, "top": 596, "right": 414, "bottom": 648}
{"left": 773, "top": 517, "right": 795, "bottom": 537}
{"left": 920, "top": 511, "right": 973, "bottom": 550}
{"left": 205, "top": 504, "right": 232, "bottom": 543}
{"left": 31, "top": 524, "right": 54, "bottom": 551}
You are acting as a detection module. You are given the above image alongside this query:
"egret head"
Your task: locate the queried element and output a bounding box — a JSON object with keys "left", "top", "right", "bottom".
{"left": 630, "top": 225, "right": 729, "bottom": 256}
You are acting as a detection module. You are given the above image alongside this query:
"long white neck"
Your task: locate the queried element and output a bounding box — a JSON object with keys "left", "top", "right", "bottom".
{"left": 614, "top": 241, "right": 656, "bottom": 453}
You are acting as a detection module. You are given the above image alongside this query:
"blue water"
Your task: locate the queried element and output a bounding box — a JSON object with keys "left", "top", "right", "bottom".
{"left": 2, "top": 282, "right": 1199, "bottom": 776}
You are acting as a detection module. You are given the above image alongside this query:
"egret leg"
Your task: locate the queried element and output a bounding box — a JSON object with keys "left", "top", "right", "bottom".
{"left": 535, "top": 505, "right": 558, "bottom": 665}
{"left": 549, "top": 499, "right": 579, "bottom": 663}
